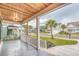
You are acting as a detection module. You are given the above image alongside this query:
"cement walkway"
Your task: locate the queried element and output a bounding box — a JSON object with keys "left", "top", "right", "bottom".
{"left": 45, "top": 40, "right": 79, "bottom": 56}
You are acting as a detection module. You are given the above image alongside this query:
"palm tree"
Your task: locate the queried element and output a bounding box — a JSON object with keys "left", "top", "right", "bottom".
{"left": 46, "top": 19, "right": 57, "bottom": 39}
{"left": 60, "top": 24, "right": 71, "bottom": 38}
{"left": 61, "top": 24, "right": 66, "bottom": 31}
{"left": 60, "top": 24, "right": 67, "bottom": 34}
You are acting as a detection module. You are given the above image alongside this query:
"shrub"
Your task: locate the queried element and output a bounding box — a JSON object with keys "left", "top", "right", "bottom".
{"left": 59, "top": 31, "right": 69, "bottom": 35}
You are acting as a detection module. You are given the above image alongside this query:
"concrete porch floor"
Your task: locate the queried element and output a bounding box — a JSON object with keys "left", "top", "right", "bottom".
{"left": 0, "top": 40, "right": 50, "bottom": 56}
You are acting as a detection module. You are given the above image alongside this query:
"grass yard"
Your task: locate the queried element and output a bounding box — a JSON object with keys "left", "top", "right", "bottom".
{"left": 40, "top": 32, "right": 49, "bottom": 34}
{"left": 30, "top": 33, "right": 78, "bottom": 46}
{"left": 41, "top": 37, "right": 77, "bottom": 46}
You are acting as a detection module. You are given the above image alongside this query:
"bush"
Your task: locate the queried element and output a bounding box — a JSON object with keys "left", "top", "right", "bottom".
{"left": 59, "top": 31, "right": 69, "bottom": 35}
{"left": 3, "top": 35, "right": 19, "bottom": 41}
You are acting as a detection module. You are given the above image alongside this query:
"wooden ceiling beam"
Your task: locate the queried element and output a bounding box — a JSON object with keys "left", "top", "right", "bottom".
{"left": 0, "top": 7, "right": 31, "bottom": 22}
{"left": 43, "top": 3, "right": 51, "bottom": 7}
{"left": 22, "top": 4, "right": 37, "bottom": 13}
{"left": 0, "top": 4, "right": 31, "bottom": 16}
{"left": 26, "top": 3, "right": 46, "bottom": 11}
{"left": 24, "top": 4, "right": 38, "bottom": 13}
{"left": 2, "top": 4, "right": 33, "bottom": 15}
{"left": 22, "top": 3, "right": 51, "bottom": 21}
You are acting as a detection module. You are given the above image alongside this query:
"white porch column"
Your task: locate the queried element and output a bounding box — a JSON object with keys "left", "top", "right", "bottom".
{"left": 26, "top": 22, "right": 29, "bottom": 37}
{"left": 0, "top": 21, "right": 1, "bottom": 42}
{"left": 36, "top": 16, "right": 40, "bottom": 50}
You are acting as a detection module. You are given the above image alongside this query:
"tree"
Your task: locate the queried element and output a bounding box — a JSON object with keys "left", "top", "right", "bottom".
{"left": 61, "top": 24, "right": 66, "bottom": 31}
{"left": 46, "top": 19, "right": 57, "bottom": 39}
{"left": 60, "top": 24, "right": 71, "bottom": 39}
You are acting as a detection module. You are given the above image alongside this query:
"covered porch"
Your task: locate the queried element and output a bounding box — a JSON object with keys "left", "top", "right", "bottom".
{"left": 0, "top": 3, "right": 68, "bottom": 56}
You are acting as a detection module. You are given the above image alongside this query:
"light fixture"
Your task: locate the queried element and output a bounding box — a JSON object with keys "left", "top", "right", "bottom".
{"left": 12, "top": 12, "right": 23, "bottom": 22}
{"left": 12, "top": 12, "right": 19, "bottom": 21}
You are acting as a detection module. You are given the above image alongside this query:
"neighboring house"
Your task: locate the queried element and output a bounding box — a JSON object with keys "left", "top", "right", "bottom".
{"left": 40, "top": 26, "right": 46, "bottom": 32}
{"left": 67, "top": 21, "right": 79, "bottom": 33}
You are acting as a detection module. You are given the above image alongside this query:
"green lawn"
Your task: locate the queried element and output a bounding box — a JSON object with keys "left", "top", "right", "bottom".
{"left": 40, "top": 32, "right": 49, "bottom": 34}
{"left": 41, "top": 37, "right": 77, "bottom": 46}
{"left": 30, "top": 34, "right": 78, "bottom": 46}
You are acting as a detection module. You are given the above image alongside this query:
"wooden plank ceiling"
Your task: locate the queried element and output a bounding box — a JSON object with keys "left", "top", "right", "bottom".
{"left": 0, "top": 3, "right": 65, "bottom": 23}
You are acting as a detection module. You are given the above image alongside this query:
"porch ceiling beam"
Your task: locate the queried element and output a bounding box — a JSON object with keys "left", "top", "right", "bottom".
{"left": 0, "top": 4, "right": 31, "bottom": 16}
{"left": 1, "top": 4, "right": 33, "bottom": 15}
{"left": 26, "top": 3, "right": 46, "bottom": 11}
{"left": 22, "top": 4, "right": 37, "bottom": 13}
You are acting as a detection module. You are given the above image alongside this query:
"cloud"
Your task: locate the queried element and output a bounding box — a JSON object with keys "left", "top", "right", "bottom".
{"left": 61, "top": 18, "right": 71, "bottom": 24}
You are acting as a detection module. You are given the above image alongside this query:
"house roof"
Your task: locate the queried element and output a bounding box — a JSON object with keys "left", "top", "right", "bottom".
{"left": 67, "top": 21, "right": 79, "bottom": 27}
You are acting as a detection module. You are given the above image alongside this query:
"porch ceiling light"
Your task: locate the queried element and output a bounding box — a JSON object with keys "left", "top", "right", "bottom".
{"left": 12, "top": 12, "right": 22, "bottom": 22}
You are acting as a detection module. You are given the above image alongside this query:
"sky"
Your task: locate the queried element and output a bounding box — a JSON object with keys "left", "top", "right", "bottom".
{"left": 29, "top": 3, "right": 79, "bottom": 27}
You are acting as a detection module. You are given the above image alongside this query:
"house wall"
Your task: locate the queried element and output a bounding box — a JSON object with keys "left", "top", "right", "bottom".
{"left": 68, "top": 27, "right": 79, "bottom": 33}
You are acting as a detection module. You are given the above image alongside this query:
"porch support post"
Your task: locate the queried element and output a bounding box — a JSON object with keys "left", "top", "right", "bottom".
{"left": 36, "top": 16, "right": 40, "bottom": 50}
{"left": 0, "top": 20, "right": 1, "bottom": 42}
{"left": 26, "top": 22, "right": 29, "bottom": 37}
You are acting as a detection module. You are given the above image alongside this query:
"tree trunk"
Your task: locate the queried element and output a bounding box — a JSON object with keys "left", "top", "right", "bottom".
{"left": 69, "top": 33, "right": 71, "bottom": 39}
{"left": 50, "top": 27, "right": 53, "bottom": 39}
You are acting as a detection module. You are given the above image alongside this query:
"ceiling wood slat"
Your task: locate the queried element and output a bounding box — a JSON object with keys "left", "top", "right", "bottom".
{"left": 0, "top": 4, "right": 31, "bottom": 16}
{"left": 2, "top": 4, "right": 34, "bottom": 15}
{"left": 26, "top": 3, "right": 47, "bottom": 11}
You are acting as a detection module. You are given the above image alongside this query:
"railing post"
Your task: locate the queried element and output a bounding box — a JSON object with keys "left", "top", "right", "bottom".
{"left": 45, "top": 40, "right": 47, "bottom": 48}
{"left": 26, "top": 22, "right": 29, "bottom": 43}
